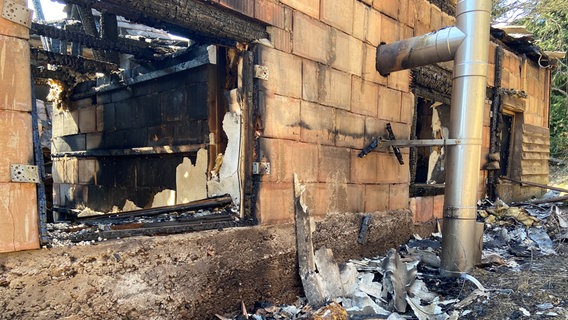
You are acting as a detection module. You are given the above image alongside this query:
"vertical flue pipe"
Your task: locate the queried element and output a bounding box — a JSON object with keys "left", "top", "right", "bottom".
{"left": 440, "top": 0, "right": 491, "bottom": 275}
{"left": 374, "top": 0, "right": 491, "bottom": 274}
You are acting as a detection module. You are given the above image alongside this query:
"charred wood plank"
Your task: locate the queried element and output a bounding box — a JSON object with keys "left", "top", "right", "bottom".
{"left": 75, "top": 195, "right": 233, "bottom": 220}
{"left": 99, "top": 11, "right": 120, "bottom": 64}
{"left": 31, "top": 48, "right": 118, "bottom": 74}
{"left": 68, "top": 214, "right": 240, "bottom": 242}
{"left": 59, "top": 0, "right": 268, "bottom": 44}
{"left": 76, "top": 5, "right": 104, "bottom": 60}
{"left": 31, "top": 23, "right": 158, "bottom": 59}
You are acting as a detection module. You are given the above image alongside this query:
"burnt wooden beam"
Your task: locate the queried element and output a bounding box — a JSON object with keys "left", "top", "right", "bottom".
{"left": 76, "top": 5, "right": 104, "bottom": 60}
{"left": 60, "top": 0, "right": 268, "bottom": 44}
{"left": 31, "top": 23, "right": 158, "bottom": 59}
{"left": 75, "top": 195, "right": 233, "bottom": 220}
{"left": 100, "top": 11, "right": 120, "bottom": 64}
{"left": 31, "top": 48, "right": 118, "bottom": 74}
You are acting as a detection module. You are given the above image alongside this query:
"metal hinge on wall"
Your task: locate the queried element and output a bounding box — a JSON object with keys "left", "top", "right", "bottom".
{"left": 254, "top": 65, "right": 269, "bottom": 80}
{"left": 252, "top": 162, "right": 270, "bottom": 175}
{"left": 2, "top": 0, "right": 32, "bottom": 28}
{"left": 10, "top": 164, "right": 40, "bottom": 183}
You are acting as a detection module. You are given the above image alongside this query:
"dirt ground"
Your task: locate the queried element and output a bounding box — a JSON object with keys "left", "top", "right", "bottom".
{"left": 467, "top": 252, "right": 568, "bottom": 319}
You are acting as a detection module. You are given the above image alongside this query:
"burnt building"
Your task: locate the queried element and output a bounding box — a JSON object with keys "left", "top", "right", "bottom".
{"left": 0, "top": 0, "right": 556, "bottom": 318}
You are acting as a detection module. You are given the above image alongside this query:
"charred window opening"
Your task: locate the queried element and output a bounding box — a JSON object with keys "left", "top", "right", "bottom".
{"left": 30, "top": 2, "right": 264, "bottom": 244}
{"left": 410, "top": 66, "right": 452, "bottom": 197}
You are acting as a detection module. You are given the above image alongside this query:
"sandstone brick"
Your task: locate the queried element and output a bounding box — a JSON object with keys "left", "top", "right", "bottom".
{"left": 52, "top": 110, "right": 79, "bottom": 137}
{"left": 293, "top": 12, "right": 329, "bottom": 63}
{"left": 398, "top": 0, "right": 409, "bottom": 26}
{"left": 376, "top": 152, "right": 405, "bottom": 183}
{"left": 219, "top": 0, "right": 254, "bottom": 17}
{"left": 258, "top": 91, "right": 301, "bottom": 140}
{"left": 258, "top": 46, "right": 302, "bottom": 98}
{"left": 365, "top": 184, "right": 389, "bottom": 212}
{"left": 387, "top": 69, "right": 410, "bottom": 92}
{"left": 352, "top": 2, "right": 369, "bottom": 41}
{"left": 483, "top": 102, "right": 491, "bottom": 127}
{"left": 433, "top": 194, "right": 444, "bottom": 219}
{"left": 321, "top": 0, "right": 354, "bottom": 34}
{"left": 401, "top": 25, "right": 414, "bottom": 40}
{"left": 318, "top": 145, "right": 351, "bottom": 182}
{"left": 336, "top": 110, "right": 365, "bottom": 149}
{"left": 281, "top": 0, "right": 320, "bottom": 18}
{"left": 309, "top": 181, "right": 351, "bottom": 215}
{"left": 63, "top": 157, "right": 79, "bottom": 185}
{"left": 79, "top": 105, "right": 97, "bottom": 133}
{"left": 78, "top": 159, "right": 98, "bottom": 185}
{"left": 400, "top": 92, "right": 415, "bottom": 124}
{"left": 430, "top": 5, "right": 442, "bottom": 30}
{"left": 300, "top": 100, "right": 336, "bottom": 145}
{"left": 380, "top": 15, "right": 400, "bottom": 44}
{"left": 0, "top": 35, "right": 31, "bottom": 112}
{"left": 488, "top": 42, "right": 497, "bottom": 64}
{"left": 278, "top": 140, "right": 319, "bottom": 183}
{"left": 256, "top": 182, "right": 294, "bottom": 225}
{"left": 351, "top": 77, "right": 379, "bottom": 117}
{"left": 378, "top": 86, "right": 402, "bottom": 122}
{"left": 267, "top": 26, "right": 291, "bottom": 53}
{"left": 364, "top": 117, "right": 388, "bottom": 145}
{"left": 331, "top": 31, "right": 363, "bottom": 76}
{"left": 96, "top": 105, "right": 105, "bottom": 131}
{"left": 86, "top": 133, "right": 103, "bottom": 149}
{"left": 304, "top": 183, "right": 328, "bottom": 218}
{"left": 0, "top": 0, "right": 29, "bottom": 39}
{"left": 486, "top": 64, "right": 495, "bottom": 87}
{"left": 255, "top": 0, "right": 286, "bottom": 28}
{"left": 303, "top": 61, "right": 352, "bottom": 108}
{"left": 372, "top": 0, "right": 398, "bottom": 19}
{"left": 367, "top": 8, "right": 382, "bottom": 46}
{"left": 351, "top": 150, "right": 377, "bottom": 183}
{"left": 441, "top": 12, "right": 455, "bottom": 28}
{"left": 362, "top": 44, "right": 387, "bottom": 85}
{"left": 389, "top": 183, "right": 408, "bottom": 210}
{"left": 406, "top": 0, "right": 417, "bottom": 28}
{"left": 52, "top": 159, "right": 64, "bottom": 184}
{"left": 0, "top": 183, "right": 39, "bottom": 253}
{"left": 346, "top": 183, "right": 366, "bottom": 213}
{"left": 416, "top": 0, "right": 431, "bottom": 22}
{"left": 0, "top": 110, "right": 33, "bottom": 183}
{"left": 388, "top": 122, "right": 411, "bottom": 140}
{"left": 413, "top": 196, "right": 434, "bottom": 223}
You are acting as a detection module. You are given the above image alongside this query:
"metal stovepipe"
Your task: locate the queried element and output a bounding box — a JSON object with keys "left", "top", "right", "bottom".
{"left": 374, "top": 0, "right": 492, "bottom": 274}
{"left": 440, "top": 0, "right": 491, "bottom": 275}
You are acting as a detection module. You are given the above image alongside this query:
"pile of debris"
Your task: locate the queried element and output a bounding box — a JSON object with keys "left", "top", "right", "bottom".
{"left": 45, "top": 195, "right": 242, "bottom": 247}
{"left": 217, "top": 186, "right": 568, "bottom": 319}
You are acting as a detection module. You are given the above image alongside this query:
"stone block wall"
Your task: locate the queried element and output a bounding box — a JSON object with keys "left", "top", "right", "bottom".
{"left": 0, "top": 0, "right": 40, "bottom": 253}
{"left": 52, "top": 65, "right": 214, "bottom": 212}
{"left": 245, "top": 0, "right": 440, "bottom": 224}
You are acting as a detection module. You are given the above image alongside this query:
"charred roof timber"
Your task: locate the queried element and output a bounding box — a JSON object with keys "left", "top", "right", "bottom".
{"left": 57, "top": 0, "right": 269, "bottom": 45}
{"left": 30, "top": 23, "right": 160, "bottom": 60}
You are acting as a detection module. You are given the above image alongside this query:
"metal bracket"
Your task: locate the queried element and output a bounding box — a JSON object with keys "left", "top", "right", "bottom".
{"left": 2, "top": 0, "right": 32, "bottom": 28}
{"left": 254, "top": 65, "right": 269, "bottom": 80}
{"left": 384, "top": 138, "right": 462, "bottom": 147}
{"left": 252, "top": 162, "right": 270, "bottom": 175}
{"left": 10, "top": 164, "right": 40, "bottom": 183}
